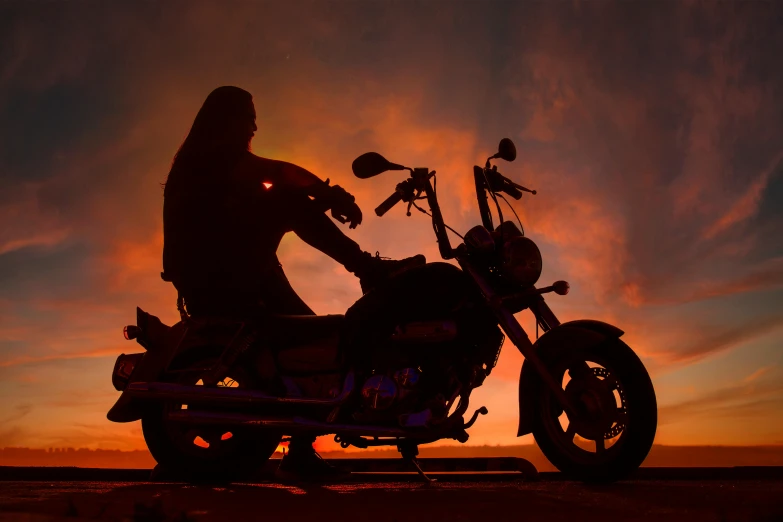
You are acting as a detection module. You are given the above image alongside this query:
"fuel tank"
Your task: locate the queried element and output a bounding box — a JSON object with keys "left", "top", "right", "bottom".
{"left": 342, "top": 262, "right": 501, "bottom": 368}
{"left": 346, "top": 262, "right": 479, "bottom": 320}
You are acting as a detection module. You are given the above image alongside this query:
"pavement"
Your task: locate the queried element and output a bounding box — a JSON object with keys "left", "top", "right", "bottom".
{"left": 0, "top": 465, "right": 781, "bottom": 522}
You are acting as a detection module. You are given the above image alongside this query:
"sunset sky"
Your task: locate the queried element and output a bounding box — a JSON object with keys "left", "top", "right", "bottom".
{"left": 1, "top": 1, "right": 782, "bottom": 453}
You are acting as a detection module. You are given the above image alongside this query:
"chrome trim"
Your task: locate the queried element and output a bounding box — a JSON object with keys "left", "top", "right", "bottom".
{"left": 125, "top": 371, "right": 355, "bottom": 407}
{"left": 165, "top": 410, "right": 411, "bottom": 438}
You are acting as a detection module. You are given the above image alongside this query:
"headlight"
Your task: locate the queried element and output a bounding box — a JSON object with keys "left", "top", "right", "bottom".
{"left": 464, "top": 225, "right": 495, "bottom": 254}
{"left": 501, "top": 236, "right": 542, "bottom": 287}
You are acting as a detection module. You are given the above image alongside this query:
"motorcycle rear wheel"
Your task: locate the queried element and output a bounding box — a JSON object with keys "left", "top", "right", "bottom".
{"left": 531, "top": 338, "right": 657, "bottom": 482}
{"left": 141, "top": 355, "right": 281, "bottom": 482}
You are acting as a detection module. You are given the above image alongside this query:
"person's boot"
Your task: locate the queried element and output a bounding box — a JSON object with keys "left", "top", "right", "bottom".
{"left": 276, "top": 438, "right": 349, "bottom": 483}
{"left": 352, "top": 252, "right": 426, "bottom": 294}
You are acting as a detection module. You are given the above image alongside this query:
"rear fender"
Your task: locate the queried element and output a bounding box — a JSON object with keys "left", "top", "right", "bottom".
{"left": 107, "top": 309, "right": 185, "bottom": 423}
{"left": 516, "top": 320, "right": 624, "bottom": 437}
{"left": 133, "top": 307, "right": 171, "bottom": 352}
{"left": 107, "top": 312, "right": 250, "bottom": 422}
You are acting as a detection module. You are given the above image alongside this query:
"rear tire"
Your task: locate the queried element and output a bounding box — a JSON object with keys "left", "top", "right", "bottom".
{"left": 531, "top": 338, "right": 657, "bottom": 482}
{"left": 141, "top": 356, "right": 280, "bottom": 482}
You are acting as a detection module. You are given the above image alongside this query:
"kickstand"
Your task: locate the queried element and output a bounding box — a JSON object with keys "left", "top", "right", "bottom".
{"left": 399, "top": 444, "right": 436, "bottom": 483}
{"left": 409, "top": 457, "right": 437, "bottom": 483}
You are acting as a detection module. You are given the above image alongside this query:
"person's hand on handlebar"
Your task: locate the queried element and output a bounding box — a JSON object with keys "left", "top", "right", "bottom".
{"left": 309, "top": 182, "right": 363, "bottom": 228}
{"left": 329, "top": 184, "right": 363, "bottom": 228}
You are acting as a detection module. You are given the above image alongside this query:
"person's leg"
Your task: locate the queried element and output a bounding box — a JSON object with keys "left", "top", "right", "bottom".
{"left": 257, "top": 263, "right": 344, "bottom": 479}
{"left": 291, "top": 207, "right": 426, "bottom": 293}
{"left": 260, "top": 262, "right": 315, "bottom": 315}
{"left": 256, "top": 263, "right": 320, "bottom": 463}
{"left": 287, "top": 434, "right": 317, "bottom": 453}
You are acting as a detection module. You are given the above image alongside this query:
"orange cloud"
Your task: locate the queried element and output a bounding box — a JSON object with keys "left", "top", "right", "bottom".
{"left": 703, "top": 152, "right": 783, "bottom": 240}
{"left": 0, "top": 345, "right": 124, "bottom": 368}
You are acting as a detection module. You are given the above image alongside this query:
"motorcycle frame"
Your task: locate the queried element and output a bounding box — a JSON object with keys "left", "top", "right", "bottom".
{"left": 108, "top": 161, "right": 616, "bottom": 446}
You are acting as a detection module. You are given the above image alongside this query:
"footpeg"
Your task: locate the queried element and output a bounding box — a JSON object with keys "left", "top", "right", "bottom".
{"left": 463, "top": 406, "right": 488, "bottom": 429}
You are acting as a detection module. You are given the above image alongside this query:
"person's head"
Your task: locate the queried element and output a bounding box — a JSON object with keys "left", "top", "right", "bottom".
{"left": 167, "top": 86, "right": 256, "bottom": 185}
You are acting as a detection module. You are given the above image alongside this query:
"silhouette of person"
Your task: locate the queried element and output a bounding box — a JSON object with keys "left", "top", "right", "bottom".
{"left": 162, "top": 86, "right": 424, "bottom": 479}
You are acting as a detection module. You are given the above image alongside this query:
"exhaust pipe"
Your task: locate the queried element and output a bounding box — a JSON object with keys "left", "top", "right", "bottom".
{"left": 125, "top": 372, "right": 355, "bottom": 407}
{"left": 165, "top": 410, "right": 411, "bottom": 438}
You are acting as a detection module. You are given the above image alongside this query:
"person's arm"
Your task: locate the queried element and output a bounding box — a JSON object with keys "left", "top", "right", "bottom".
{"left": 277, "top": 160, "right": 364, "bottom": 229}
{"left": 277, "top": 161, "right": 326, "bottom": 190}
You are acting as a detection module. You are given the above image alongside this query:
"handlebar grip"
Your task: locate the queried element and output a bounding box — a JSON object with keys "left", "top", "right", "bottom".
{"left": 375, "top": 190, "right": 404, "bottom": 217}
{"left": 504, "top": 182, "right": 523, "bottom": 200}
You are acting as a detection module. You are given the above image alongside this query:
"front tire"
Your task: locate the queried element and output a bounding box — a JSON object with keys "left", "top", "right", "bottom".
{"left": 531, "top": 338, "right": 657, "bottom": 482}
{"left": 141, "top": 356, "right": 281, "bottom": 481}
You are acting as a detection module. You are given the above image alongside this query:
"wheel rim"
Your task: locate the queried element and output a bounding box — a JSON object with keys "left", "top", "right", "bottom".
{"left": 540, "top": 355, "right": 630, "bottom": 463}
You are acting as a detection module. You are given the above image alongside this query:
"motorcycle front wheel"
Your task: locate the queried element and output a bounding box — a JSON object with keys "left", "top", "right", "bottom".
{"left": 141, "top": 355, "right": 281, "bottom": 482}
{"left": 531, "top": 338, "right": 657, "bottom": 482}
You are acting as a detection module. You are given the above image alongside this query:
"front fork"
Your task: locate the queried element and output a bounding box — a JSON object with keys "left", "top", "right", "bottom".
{"left": 459, "top": 261, "right": 578, "bottom": 418}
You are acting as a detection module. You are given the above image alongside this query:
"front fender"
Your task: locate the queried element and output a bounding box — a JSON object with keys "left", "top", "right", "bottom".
{"left": 516, "top": 320, "right": 624, "bottom": 437}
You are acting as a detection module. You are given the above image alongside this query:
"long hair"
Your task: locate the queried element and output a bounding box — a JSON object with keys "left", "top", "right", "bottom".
{"left": 165, "top": 86, "right": 253, "bottom": 193}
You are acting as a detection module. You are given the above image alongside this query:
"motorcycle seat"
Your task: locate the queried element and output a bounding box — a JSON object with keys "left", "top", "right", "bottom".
{"left": 266, "top": 314, "right": 344, "bottom": 373}
{"left": 265, "top": 314, "right": 344, "bottom": 346}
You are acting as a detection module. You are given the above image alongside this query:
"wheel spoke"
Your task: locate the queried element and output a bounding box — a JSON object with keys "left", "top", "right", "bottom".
{"left": 568, "top": 362, "right": 591, "bottom": 379}
{"left": 201, "top": 430, "right": 225, "bottom": 449}
{"left": 604, "top": 373, "right": 621, "bottom": 391}
{"left": 564, "top": 422, "right": 577, "bottom": 442}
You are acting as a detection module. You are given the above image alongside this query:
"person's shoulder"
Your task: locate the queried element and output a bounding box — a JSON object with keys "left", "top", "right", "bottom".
{"left": 241, "top": 152, "right": 283, "bottom": 171}
{"left": 234, "top": 152, "right": 282, "bottom": 183}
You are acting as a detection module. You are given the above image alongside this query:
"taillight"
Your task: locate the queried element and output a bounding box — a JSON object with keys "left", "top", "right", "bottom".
{"left": 112, "top": 353, "right": 143, "bottom": 391}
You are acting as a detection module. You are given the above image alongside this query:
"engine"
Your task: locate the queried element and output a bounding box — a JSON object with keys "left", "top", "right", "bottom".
{"left": 358, "top": 367, "right": 448, "bottom": 428}
{"left": 361, "top": 367, "right": 420, "bottom": 410}
{"left": 344, "top": 262, "right": 504, "bottom": 428}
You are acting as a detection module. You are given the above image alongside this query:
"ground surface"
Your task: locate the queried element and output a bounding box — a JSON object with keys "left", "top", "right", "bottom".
{"left": 0, "top": 468, "right": 781, "bottom": 521}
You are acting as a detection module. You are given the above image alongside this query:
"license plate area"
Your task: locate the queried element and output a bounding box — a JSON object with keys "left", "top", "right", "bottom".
{"left": 112, "top": 353, "right": 144, "bottom": 391}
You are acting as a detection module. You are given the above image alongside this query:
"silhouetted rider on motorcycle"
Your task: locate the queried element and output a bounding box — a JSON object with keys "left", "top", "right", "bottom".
{"left": 162, "top": 86, "right": 424, "bottom": 479}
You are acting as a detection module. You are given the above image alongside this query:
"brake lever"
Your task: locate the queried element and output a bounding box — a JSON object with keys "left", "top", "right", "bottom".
{"left": 487, "top": 166, "right": 536, "bottom": 197}
{"left": 511, "top": 181, "right": 536, "bottom": 195}
{"left": 406, "top": 189, "right": 422, "bottom": 216}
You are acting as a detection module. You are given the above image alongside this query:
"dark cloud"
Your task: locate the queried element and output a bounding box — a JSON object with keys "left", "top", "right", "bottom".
{"left": 0, "top": 426, "right": 27, "bottom": 447}
{"left": 504, "top": 2, "right": 783, "bottom": 308}
{"left": 0, "top": 403, "right": 32, "bottom": 424}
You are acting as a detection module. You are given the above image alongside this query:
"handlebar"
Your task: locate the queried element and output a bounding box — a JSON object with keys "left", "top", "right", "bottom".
{"left": 358, "top": 142, "right": 533, "bottom": 261}
{"left": 375, "top": 190, "right": 404, "bottom": 216}
{"left": 372, "top": 169, "right": 455, "bottom": 259}
{"left": 485, "top": 167, "right": 535, "bottom": 200}
{"left": 502, "top": 182, "right": 523, "bottom": 200}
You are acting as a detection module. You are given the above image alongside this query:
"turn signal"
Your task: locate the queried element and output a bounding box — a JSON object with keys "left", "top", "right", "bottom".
{"left": 553, "top": 280, "right": 570, "bottom": 296}
{"left": 123, "top": 325, "right": 140, "bottom": 340}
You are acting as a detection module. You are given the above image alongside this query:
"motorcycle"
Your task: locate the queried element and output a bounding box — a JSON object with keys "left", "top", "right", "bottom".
{"left": 107, "top": 138, "right": 657, "bottom": 482}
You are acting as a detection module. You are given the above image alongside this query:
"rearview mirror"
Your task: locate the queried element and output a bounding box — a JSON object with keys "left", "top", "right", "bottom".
{"left": 352, "top": 152, "right": 406, "bottom": 179}
{"left": 496, "top": 138, "right": 516, "bottom": 162}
